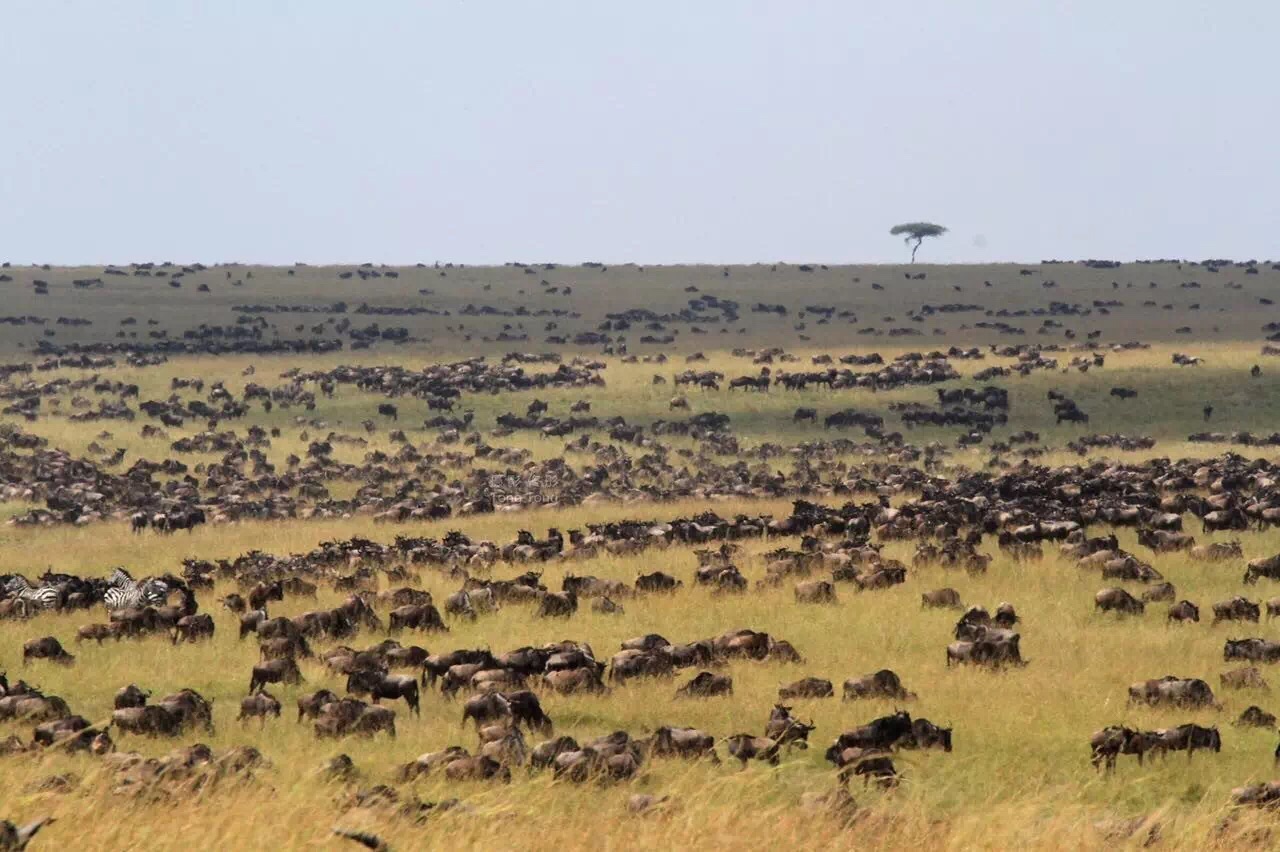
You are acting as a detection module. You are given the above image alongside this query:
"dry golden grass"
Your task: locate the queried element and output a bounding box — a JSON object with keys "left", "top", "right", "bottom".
{"left": 4, "top": 263, "right": 1280, "bottom": 848}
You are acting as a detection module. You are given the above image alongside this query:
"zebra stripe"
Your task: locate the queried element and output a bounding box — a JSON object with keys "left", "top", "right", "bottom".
{"left": 107, "top": 567, "right": 136, "bottom": 588}
{"left": 3, "top": 577, "right": 60, "bottom": 611}
{"left": 103, "top": 581, "right": 168, "bottom": 611}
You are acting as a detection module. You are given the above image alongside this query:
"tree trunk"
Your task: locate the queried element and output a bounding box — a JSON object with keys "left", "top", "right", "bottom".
{"left": 910, "top": 238, "right": 921, "bottom": 263}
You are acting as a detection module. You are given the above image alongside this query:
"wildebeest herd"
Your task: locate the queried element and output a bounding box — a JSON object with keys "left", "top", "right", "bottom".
{"left": 5, "top": 259, "right": 1280, "bottom": 849}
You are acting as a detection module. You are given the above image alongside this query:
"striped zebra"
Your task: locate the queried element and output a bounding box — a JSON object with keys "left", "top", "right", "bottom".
{"left": 103, "top": 578, "right": 169, "bottom": 612}
{"left": 3, "top": 576, "right": 61, "bottom": 613}
{"left": 107, "top": 567, "right": 136, "bottom": 588}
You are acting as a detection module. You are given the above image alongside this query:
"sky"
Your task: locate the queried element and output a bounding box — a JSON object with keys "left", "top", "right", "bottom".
{"left": 0, "top": 2, "right": 1275, "bottom": 265}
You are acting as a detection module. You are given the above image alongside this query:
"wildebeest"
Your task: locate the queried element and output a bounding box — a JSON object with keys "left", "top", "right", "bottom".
{"left": 827, "top": 711, "right": 914, "bottom": 753}
{"left": 22, "top": 637, "right": 74, "bottom": 666}
{"left": 172, "top": 613, "right": 215, "bottom": 643}
{"left": 237, "top": 691, "right": 282, "bottom": 725}
{"left": 444, "top": 754, "right": 510, "bottom": 782}
{"left": 1245, "top": 554, "right": 1280, "bottom": 585}
{"left": 346, "top": 670, "right": 420, "bottom": 716}
{"left": 635, "top": 571, "right": 682, "bottom": 593}
{"left": 764, "top": 704, "right": 815, "bottom": 748}
{"left": 250, "top": 658, "right": 303, "bottom": 693}
{"left": 528, "top": 737, "right": 579, "bottom": 772}
{"left": 1224, "top": 637, "right": 1280, "bottom": 663}
{"left": 248, "top": 580, "right": 283, "bottom": 611}
{"left": 609, "top": 649, "right": 674, "bottom": 683}
{"left": 389, "top": 604, "right": 448, "bottom": 633}
{"left": 921, "top": 588, "right": 962, "bottom": 609}
{"left": 1221, "top": 666, "right": 1269, "bottom": 690}
{"left": 296, "top": 689, "right": 341, "bottom": 723}
{"left": 1127, "top": 676, "right": 1216, "bottom": 708}
{"left": 1235, "top": 705, "right": 1277, "bottom": 728}
{"left": 111, "top": 704, "right": 181, "bottom": 737}
{"left": 794, "top": 580, "right": 837, "bottom": 604}
{"left": 842, "top": 669, "right": 915, "bottom": 701}
{"left": 676, "top": 671, "right": 733, "bottom": 698}
{"left": 542, "top": 667, "right": 607, "bottom": 695}
{"left": 1190, "top": 541, "right": 1243, "bottom": 561}
{"left": 725, "top": 734, "right": 780, "bottom": 767}
{"left": 903, "top": 717, "right": 952, "bottom": 752}
{"left": 113, "top": 683, "right": 150, "bottom": 709}
{"left": 647, "top": 726, "right": 718, "bottom": 761}
{"left": 1167, "top": 600, "right": 1201, "bottom": 623}
{"left": 1213, "top": 597, "right": 1261, "bottom": 625}
{"left": 536, "top": 590, "right": 578, "bottom": 618}
{"left": 828, "top": 746, "right": 898, "bottom": 787}
{"left": 1095, "top": 587, "right": 1145, "bottom": 616}
{"left": 1089, "top": 726, "right": 1156, "bottom": 771}
{"left": 946, "top": 633, "right": 1024, "bottom": 667}
{"left": 778, "top": 677, "right": 834, "bottom": 699}
{"left": 1148, "top": 724, "right": 1221, "bottom": 760}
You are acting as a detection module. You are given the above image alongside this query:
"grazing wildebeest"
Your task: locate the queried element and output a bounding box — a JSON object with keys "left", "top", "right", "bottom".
{"left": 296, "top": 689, "right": 341, "bottom": 723}
{"left": 443, "top": 755, "right": 510, "bottom": 782}
{"left": 921, "top": 588, "right": 963, "bottom": 609}
{"left": 1149, "top": 724, "right": 1221, "bottom": 760}
{"left": 828, "top": 746, "right": 898, "bottom": 787}
{"left": 238, "top": 691, "right": 282, "bottom": 725}
{"left": 778, "top": 677, "right": 834, "bottom": 699}
{"left": 462, "top": 692, "right": 511, "bottom": 729}
{"left": 794, "top": 580, "right": 836, "bottom": 604}
{"left": 542, "top": 667, "right": 608, "bottom": 695}
{"left": 647, "top": 726, "right": 718, "bottom": 761}
{"left": 389, "top": 604, "right": 448, "bottom": 633}
{"left": 1245, "top": 554, "right": 1280, "bottom": 585}
{"left": 22, "top": 637, "right": 74, "bottom": 666}
{"left": 903, "top": 717, "right": 952, "bottom": 752}
{"left": 536, "top": 591, "right": 578, "bottom": 618}
{"left": 1127, "top": 676, "right": 1216, "bottom": 708}
{"left": 1190, "top": 541, "right": 1243, "bottom": 561}
{"left": 635, "top": 571, "right": 682, "bottom": 593}
{"left": 113, "top": 684, "right": 150, "bottom": 709}
{"left": 111, "top": 704, "right": 181, "bottom": 737}
{"left": 250, "top": 658, "right": 303, "bottom": 693}
{"left": 828, "top": 711, "right": 914, "bottom": 753}
{"left": 1224, "top": 637, "right": 1280, "bottom": 663}
{"left": 676, "top": 671, "right": 733, "bottom": 698}
{"left": 763, "top": 704, "right": 815, "bottom": 749}
{"left": 1089, "top": 726, "right": 1156, "bottom": 771}
{"left": 724, "top": 734, "right": 780, "bottom": 767}
{"left": 946, "top": 633, "right": 1024, "bottom": 667}
{"left": 1142, "top": 582, "right": 1177, "bottom": 603}
{"left": 172, "top": 613, "right": 214, "bottom": 643}
{"left": 1221, "top": 667, "right": 1269, "bottom": 691}
{"left": 1236, "top": 705, "right": 1277, "bottom": 728}
{"left": 346, "top": 670, "right": 420, "bottom": 716}
{"left": 1213, "top": 597, "right": 1261, "bottom": 625}
{"left": 842, "top": 669, "right": 916, "bottom": 701}
{"left": 529, "top": 736, "right": 579, "bottom": 771}
{"left": 248, "top": 581, "right": 283, "bottom": 612}
{"left": 1095, "top": 588, "right": 1145, "bottom": 615}
{"left": 1167, "top": 600, "right": 1200, "bottom": 623}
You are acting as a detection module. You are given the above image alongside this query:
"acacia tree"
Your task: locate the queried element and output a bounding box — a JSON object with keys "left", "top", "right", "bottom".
{"left": 890, "top": 222, "right": 947, "bottom": 262}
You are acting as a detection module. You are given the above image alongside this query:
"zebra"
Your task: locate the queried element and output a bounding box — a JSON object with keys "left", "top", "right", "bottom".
{"left": 3, "top": 576, "right": 61, "bottom": 613}
{"left": 103, "top": 578, "right": 169, "bottom": 612}
{"left": 107, "top": 567, "right": 136, "bottom": 588}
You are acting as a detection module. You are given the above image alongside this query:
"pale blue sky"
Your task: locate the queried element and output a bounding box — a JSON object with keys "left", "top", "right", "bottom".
{"left": 1, "top": 2, "right": 1274, "bottom": 264}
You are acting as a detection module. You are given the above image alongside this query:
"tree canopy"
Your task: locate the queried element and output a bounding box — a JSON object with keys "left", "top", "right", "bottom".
{"left": 890, "top": 222, "right": 948, "bottom": 262}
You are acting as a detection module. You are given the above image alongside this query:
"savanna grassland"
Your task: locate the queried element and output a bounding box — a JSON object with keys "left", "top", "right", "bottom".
{"left": 3, "top": 258, "right": 1280, "bottom": 850}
